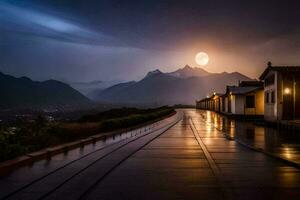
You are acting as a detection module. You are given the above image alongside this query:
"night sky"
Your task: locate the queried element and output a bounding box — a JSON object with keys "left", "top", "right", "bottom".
{"left": 1, "top": 0, "right": 300, "bottom": 82}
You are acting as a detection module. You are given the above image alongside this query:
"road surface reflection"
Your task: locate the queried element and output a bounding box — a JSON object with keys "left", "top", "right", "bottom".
{"left": 196, "top": 110, "right": 300, "bottom": 165}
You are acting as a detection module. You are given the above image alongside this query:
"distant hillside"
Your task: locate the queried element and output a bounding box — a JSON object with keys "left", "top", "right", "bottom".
{"left": 91, "top": 66, "right": 253, "bottom": 106}
{"left": 0, "top": 72, "right": 91, "bottom": 109}
{"left": 87, "top": 81, "right": 136, "bottom": 100}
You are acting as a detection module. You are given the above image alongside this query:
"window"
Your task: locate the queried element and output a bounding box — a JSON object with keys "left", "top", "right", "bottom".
{"left": 265, "top": 91, "right": 269, "bottom": 103}
{"left": 246, "top": 95, "right": 255, "bottom": 108}
{"left": 271, "top": 91, "right": 275, "bottom": 103}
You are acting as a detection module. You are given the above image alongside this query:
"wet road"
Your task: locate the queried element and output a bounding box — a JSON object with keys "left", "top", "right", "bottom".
{"left": 1, "top": 109, "right": 300, "bottom": 199}
{"left": 202, "top": 110, "right": 300, "bottom": 165}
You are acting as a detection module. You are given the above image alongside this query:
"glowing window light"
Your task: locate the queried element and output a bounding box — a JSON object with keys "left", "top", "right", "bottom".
{"left": 284, "top": 88, "right": 291, "bottom": 95}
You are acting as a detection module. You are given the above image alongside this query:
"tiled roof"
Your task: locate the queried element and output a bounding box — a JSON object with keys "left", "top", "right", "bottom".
{"left": 259, "top": 66, "right": 300, "bottom": 80}
{"left": 226, "top": 86, "right": 262, "bottom": 95}
{"left": 238, "top": 81, "right": 263, "bottom": 87}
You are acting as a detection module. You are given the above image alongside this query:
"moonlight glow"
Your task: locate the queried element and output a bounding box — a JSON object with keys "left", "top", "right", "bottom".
{"left": 195, "top": 52, "right": 209, "bottom": 66}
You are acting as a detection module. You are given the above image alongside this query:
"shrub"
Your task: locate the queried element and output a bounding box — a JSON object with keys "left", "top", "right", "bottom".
{"left": 99, "top": 108, "right": 174, "bottom": 132}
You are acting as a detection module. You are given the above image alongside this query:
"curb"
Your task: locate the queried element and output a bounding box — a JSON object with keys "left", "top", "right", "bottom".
{"left": 0, "top": 111, "right": 176, "bottom": 174}
{"left": 0, "top": 156, "right": 33, "bottom": 174}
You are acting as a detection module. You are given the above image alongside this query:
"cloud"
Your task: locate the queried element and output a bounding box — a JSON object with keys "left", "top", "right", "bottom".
{"left": 0, "top": 2, "right": 115, "bottom": 45}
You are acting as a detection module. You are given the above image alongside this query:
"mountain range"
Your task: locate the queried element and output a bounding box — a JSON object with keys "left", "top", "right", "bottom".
{"left": 0, "top": 72, "right": 91, "bottom": 110}
{"left": 90, "top": 65, "right": 254, "bottom": 106}
{"left": 0, "top": 65, "right": 254, "bottom": 109}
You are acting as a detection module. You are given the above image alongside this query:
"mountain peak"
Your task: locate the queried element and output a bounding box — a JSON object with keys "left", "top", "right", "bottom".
{"left": 168, "top": 65, "right": 211, "bottom": 78}
{"left": 183, "top": 65, "right": 192, "bottom": 69}
{"left": 145, "top": 69, "right": 163, "bottom": 78}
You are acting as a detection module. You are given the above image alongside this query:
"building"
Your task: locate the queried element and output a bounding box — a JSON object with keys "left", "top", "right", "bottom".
{"left": 213, "top": 93, "right": 224, "bottom": 112}
{"left": 223, "top": 82, "right": 264, "bottom": 116}
{"left": 196, "top": 81, "right": 264, "bottom": 118}
{"left": 196, "top": 93, "right": 224, "bottom": 112}
{"left": 196, "top": 95, "right": 213, "bottom": 110}
{"left": 259, "top": 64, "right": 300, "bottom": 121}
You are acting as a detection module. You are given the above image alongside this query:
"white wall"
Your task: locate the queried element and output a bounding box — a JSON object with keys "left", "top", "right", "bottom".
{"left": 264, "top": 71, "right": 277, "bottom": 121}
{"left": 235, "top": 95, "right": 245, "bottom": 114}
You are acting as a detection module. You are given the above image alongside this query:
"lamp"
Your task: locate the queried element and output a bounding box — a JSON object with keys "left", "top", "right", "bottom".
{"left": 284, "top": 88, "right": 291, "bottom": 95}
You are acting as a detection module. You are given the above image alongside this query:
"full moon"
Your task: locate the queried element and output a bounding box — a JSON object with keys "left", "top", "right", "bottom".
{"left": 195, "top": 52, "right": 209, "bottom": 66}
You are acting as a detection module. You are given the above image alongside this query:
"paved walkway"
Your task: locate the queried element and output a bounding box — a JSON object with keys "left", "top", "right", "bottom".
{"left": 84, "top": 110, "right": 300, "bottom": 199}
{"left": 1, "top": 109, "right": 300, "bottom": 199}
